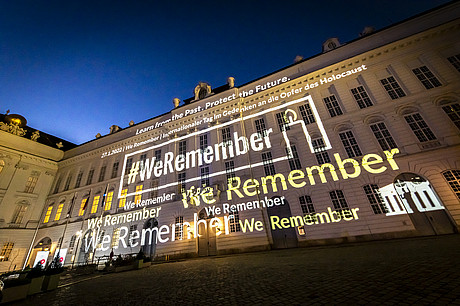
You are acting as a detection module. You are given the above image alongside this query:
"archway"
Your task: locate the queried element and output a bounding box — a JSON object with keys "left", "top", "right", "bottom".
{"left": 142, "top": 218, "right": 158, "bottom": 258}
{"left": 266, "top": 197, "right": 298, "bottom": 249}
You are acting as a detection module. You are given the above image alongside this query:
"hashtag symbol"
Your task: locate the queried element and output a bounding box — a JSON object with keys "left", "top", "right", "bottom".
{"left": 127, "top": 161, "right": 139, "bottom": 184}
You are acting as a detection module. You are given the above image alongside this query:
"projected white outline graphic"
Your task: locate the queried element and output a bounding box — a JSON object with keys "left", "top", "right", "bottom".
{"left": 118, "top": 95, "right": 331, "bottom": 199}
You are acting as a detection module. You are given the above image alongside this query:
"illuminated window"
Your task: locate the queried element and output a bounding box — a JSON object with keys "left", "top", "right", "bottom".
{"left": 44, "top": 205, "right": 53, "bottom": 223}
{"left": 363, "top": 184, "right": 388, "bottom": 214}
{"left": 178, "top": 140, "right": 187, "bottom": 157}
{"left": 442, "top": 170, "right": 460, "bottom": 200}
{"left": 199, "top": 134, "right": 208, "bottom": 152}
{"left": 119, "top": 189, "right": 127, "bottom": 208}
{"left": 91, "top": 196, "right": 100, "bottom": 214}
{"left": 370, "top": 122, "right": 397, "bottom": 150}
{"left": 178, "top": 172, "right": 186, "bottom": 193}
{"left": 329, "top": 190, "right": 349, "bottom": 212}
{"left": 276, "top": 112, "right": 291, "bottom": 131}
{"left": 11, "top": 204, "right": 27, "bottom": 224}
{"left": 154, "top": 150, "right": 162, "bottom": 165}
{"left": 312, "top": 137, "right": 331, "bottom": 164}
{"left": 225, "top": 161, "right": 236, "bottom": 184}
{"left": 351, "top": 86, "right": 373, "bottom": 109}
{"left": 125, "top": 158, "right": 133, "bottom": 172}
{"left": 53, "top": 176, "right": 62, "bottom": 194}
{"left": 75, "top": 171, "right": 83, "bottom": 188}
{"left": 86, "top": 169, "right": 94, "bottom": 185}
{"left": 404, "top": 113, "right": 437, "bottom": 142}
{"left": 24, "top": 173, "right": 39, "bottom": 193}
{"left": 150, "top": 180, "right": 158, "bottom": 198}
{"left": 412, "top": 66, "right": 441, "bottom": 89}
{"left": 0, "top": 160, "right": 4, "bottom": 174}
{"left": 98, "top": 166, "right": 106, "bottom": 182}
{"left": 111, "top": 228, "right": 121, "bottom": 248}
{"left": 255, "top": 118, "right": 267, "bottom": 136}
{"left": 104, "top": 191, "right": 113, "bottom": 210}
{"left": 447, "top": 54, "right": 460, "bottom": 72}
{"left": 175, "top": 216, "right": 183, "bottom": 240}
{"left": 229, "top": 212, "right": 241, "bottom": 232}
{"left": 323, "top": 95, "right": 343, "bottom": 117}
{"left": 201, "top": 167, "right": 210, "bottom": 187}
{"left": 111, "top": 161, "right": 119, "bottom": 179}
{"left": 339, "top": 131, "right": 362, "bottom": 158}
{"left": 380, "top": 76, "right": 406, "bottom": 100}
{"left": 79, "top": 198, "right": 87, "bottom": 216}
{"left": 63, "top": 173, "right": 72, "bottom": 191}
{"left": 299, "top": 104, "right": 315, "bottom": 125}
{"left": 286, "top": 145, "right": 301, "bottom": 170}
{"left": 135, "top": 185, "right": 143, "bottom": 203}
{"left": 221, "top": 127, "right": 231, "bottom": 144}
{"left": 139, "top": 154, "right": 147, "bottom": 170}
{"left": 0, "top": 242, "right": 14, "bottom": 262}
{"left": 262, "top": 152, "right": 276, "bottom": 176}
{"left": 441, "top": 103, "right": 460, "bottom": 131}
{"left": 55, "top": 203, "right": 64, "bottom": 221}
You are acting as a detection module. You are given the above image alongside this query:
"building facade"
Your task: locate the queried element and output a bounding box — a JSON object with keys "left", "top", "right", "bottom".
{"left": 4, "top": 2, "right": 460, "bottom": 270}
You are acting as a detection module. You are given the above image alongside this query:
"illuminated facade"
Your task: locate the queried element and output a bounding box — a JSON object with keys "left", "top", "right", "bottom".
{"left": 11, "top": 2, "right": 460, "bottom": 268}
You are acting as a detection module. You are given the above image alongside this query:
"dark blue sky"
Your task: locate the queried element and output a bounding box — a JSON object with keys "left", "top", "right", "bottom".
{"left": 0, "top": 0, "right": 451, "bottom": 144}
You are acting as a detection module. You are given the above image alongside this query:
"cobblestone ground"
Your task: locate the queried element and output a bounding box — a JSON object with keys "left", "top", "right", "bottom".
{"left": 16, "top": 234, "right": 460, "bottom": 305}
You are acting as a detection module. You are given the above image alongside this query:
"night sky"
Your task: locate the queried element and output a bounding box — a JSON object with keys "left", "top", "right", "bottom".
{"left": 0, "top": 0, "right": 451, "bottom": 144}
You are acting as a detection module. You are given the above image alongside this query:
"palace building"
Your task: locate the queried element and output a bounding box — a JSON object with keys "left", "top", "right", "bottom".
{"left": 1, "top": 2, "right": 460, "bottom": 271}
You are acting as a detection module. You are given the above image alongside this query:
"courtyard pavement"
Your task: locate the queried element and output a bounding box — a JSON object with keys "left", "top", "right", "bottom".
{"left": 15, "top": 234, "right": 460, "bottom": 305}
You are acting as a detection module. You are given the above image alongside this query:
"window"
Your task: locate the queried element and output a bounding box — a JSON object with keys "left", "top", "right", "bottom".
{"left": 125, "top": 158, "right": 133, "bottom": 172}
{"left": 229, "top": 212, "right": 241, "bottom": 232}
{"left": 111, "top": 228, "right": 121, "bottom": 248}
{"left": 370, "top": 122, "right": 397, "bottom": 150}
{"left": 442, "top": 103, "right": 460, "bottom": 131}
{"left": 201, "top": 167, "right": 210, "bottom": 187}
{"left": 262, "top": 152, "right": 276, "bottom": 176}
{"left": 139, "top": 154, "right": 147, "bottom": 170}
{"left": 178, "top": 140, "right": 187, "bottom": 157}
{"left": 299, "top": 195, "right": 315, "bottom": 214}
{"left": 111, "top": 161, "right": 119, "bottom": 179}
{"left": 323, "top": 95, "right": 343, "bottom": 117}
{"left": 225, "top": 161, "right": 236, "bottom": 184}
{"left": 44, "top": 205, "right": 53, "bottom": 223}
{"left": 412, "top": 66, "right": 441, "bottom": 89}
{"left": 104, "top": 191, "right": 113, "bottom": 210}
{"left": 175, "top": 216, "right": 183, "bottom": 240}
{"left": 404, "top": 113, "right": 437, "bottom": 142}
{"left": 98, "top": 166, "right": 106, "bottom": 182}
{"left": 339, "top": 131, "right": 362, "bottom": 158}
{"left": 351, "top": 86, "right": 373, "bottom": 109}
{"left": 119, "top": 189, "right": 127, "bottom": 208}
{"left": 312, "top": 137, "right": 331, "bottom": 164}
{"left": 380, "top": 76, "right": 406, "bottom": 100}
{"left": 329, "top": 190, "right": 349, "bottom": 211}
{"left": 135, "top": 185, "right": 143, "bottom": 203}
{"left": 91, "top": 196, "right": 100, "bottom": 214}
{"left": 63, "top": 173, "right": 72, "bottom": 191}
{"left": 79, "top": 198, "right": 87, "bottom": 216}
{"left": 221, "top": 127, "right": 232, "bottom": 144}
{"left": 363, "top": 184, "right": 388, "bottom": 214}
{"left": 154, "top": 150, "right": 161, "bottom": 165}
{"left": 11, "top": 204, "right": 27, "bottom": 224}
{"left": 447, "top": 54, "right": 460, "bottom": 72}
{"left": 286, "top": 145, "right": 302, "bottom": 170}
{"left": 255, "top": 118, "right": 267, "bottom": 136}
{"left": 25, "top": 173, "right": 39, "bottom": 193}
{"left": 75, "top": 172, "right": 83, "bottom": 188}
{"left": 299, "top": 104, "right": 316, "bottom": 125}
{"left": 178, "top": 172, "right": 186, "bottom": 193}
{"left": 150, "top": 180, "right": 158, "bottom": 198}
{"left": 69, "top": 235, "right": 77, "bottom": 249}
{"left": 0, "top": 242, "right": 14, "bottom": 262}
{"left": 54, "top": 203, "right": 64, "bottom": 221}
{"left": 442, "top": 170, "right": 460, "bottom": 200}
{"left": 276, "top": 112, "right": 290, "bottom": 131}
{"left": 86, "top": 169, "right": 94, "bottom": 185}
{"left": 199, "top": 134, "right": 208, "bottom": 152}
{"left": 53, "top": 176, "right": 62, "bottom": 194}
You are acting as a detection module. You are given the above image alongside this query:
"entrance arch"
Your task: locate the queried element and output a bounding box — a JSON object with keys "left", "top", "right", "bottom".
{"left": 197, "top": 209, "right": 217, "bottom": 256}
{"left": 381, "top": 173, "right": 456, "bottom": 235}
{"left": 142, "top": 218, "right": 158, "bottom": 258}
